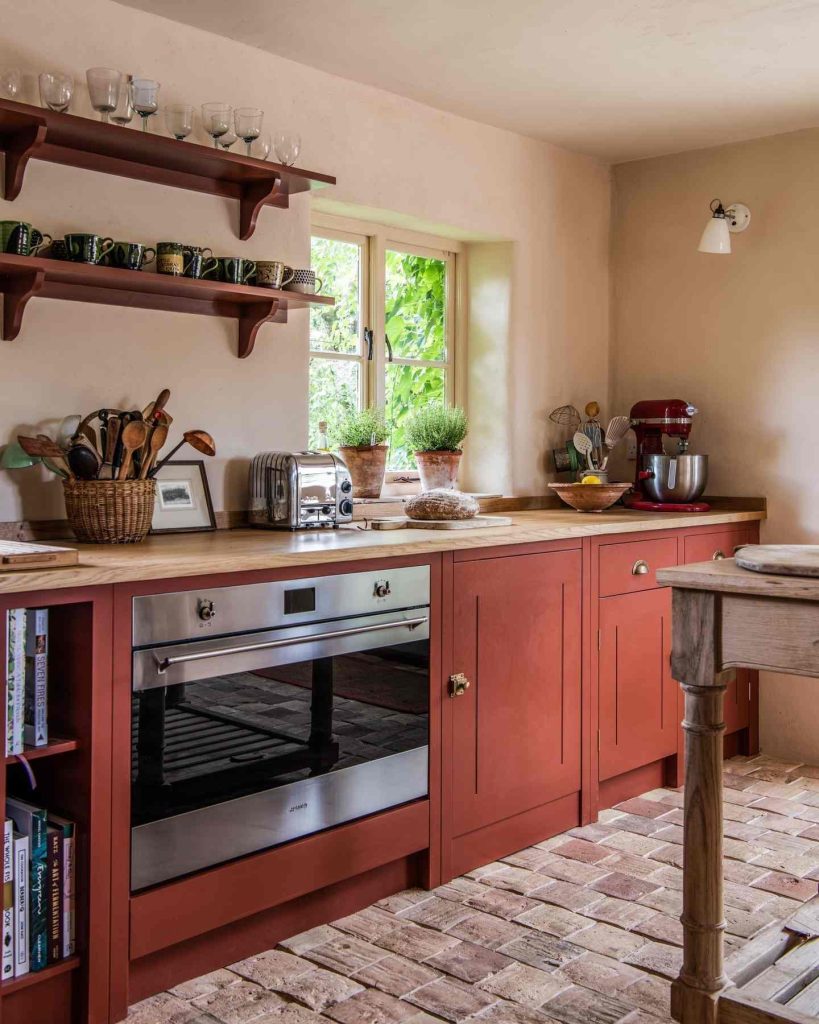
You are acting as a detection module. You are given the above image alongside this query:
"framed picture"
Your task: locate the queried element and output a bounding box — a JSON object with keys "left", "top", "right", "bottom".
{"left": 150, "top": 460, "right": 216, "bottom": 534}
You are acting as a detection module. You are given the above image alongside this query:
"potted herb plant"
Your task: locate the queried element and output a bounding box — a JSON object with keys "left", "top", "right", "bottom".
{"left": 406, "top": 405, "right": 468, "bottom": 491}
{"left": 337, "top": 407, "right": 390, "bottom": 499}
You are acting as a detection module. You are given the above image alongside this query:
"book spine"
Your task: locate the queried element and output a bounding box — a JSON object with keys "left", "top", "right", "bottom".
{"left": 5, "top": 609, "right": 25, "bottom": 757}
{"left": 12, "top": 834, "right": 28, "bottom": 977}
{"left": 45, "top": 828, "right": 62, "bottom": 963}
{"left": 2, "top": 820, "right": 12, "bottom": 980}
{"left": 62, "top": 834, "right": 74, "bottom": 958}
{"left": 28, "top": 813, "right": 47, "bottom": 971}
{"left": 24, "top": 609, "right": 48, "bottom": 748}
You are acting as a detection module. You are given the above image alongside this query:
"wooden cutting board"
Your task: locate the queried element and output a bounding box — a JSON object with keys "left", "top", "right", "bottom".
{"left": 0, "top": 540, "right": 78, "bottom": 572}
{"left": 735, "top": 545, "right": 819, "bottom": 578}
{"left": 370, "top": 515, "right": 513, "bottom": 531}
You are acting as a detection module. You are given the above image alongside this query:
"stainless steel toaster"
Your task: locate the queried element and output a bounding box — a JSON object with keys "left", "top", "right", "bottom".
{"left": 249, "top": 451, "right": 354, "bottom": 530}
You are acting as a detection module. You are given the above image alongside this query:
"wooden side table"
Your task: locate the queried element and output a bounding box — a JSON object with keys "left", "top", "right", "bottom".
{"left": 656, "top": 557, "right": 819, "bottom": 1024}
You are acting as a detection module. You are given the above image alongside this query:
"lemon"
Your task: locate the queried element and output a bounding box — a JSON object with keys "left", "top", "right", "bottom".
{"left": 581, "top": 475, "right": 601, "bottom": 485}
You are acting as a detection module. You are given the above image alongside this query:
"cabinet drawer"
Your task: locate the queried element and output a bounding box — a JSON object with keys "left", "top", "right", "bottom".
{"left": 598, "top": 537, "right": 678, "bottom": 597}
{"left": 683, "top": 528, "right": 749, "bottom": 565}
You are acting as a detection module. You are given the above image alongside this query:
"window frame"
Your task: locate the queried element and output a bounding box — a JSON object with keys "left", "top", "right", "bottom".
{"left": 310, "top": 213, "right": 465, "bottom": 476}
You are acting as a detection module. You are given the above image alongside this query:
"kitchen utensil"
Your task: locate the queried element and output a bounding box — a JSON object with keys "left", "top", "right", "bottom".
{"left": 549, "top": 404, "right": 582, "bottom": 433}
{"left": 18, "top": 435, "right": 75, "bottom": 479}
{"left": 215, "top": 257, "right": 256, "bottom": 285}
{"left": 68, "top": 441, "right": 101, "bottom": 480}
{"left": 57, "top": 414, "right": 81, "bottom": 448}
{"left": 201, "top": 102, "right": 233, "bottom": 148}
{"left": 139, "top": 423, "right": 167, "bottom": 479}
{"left": 150, "top": 429, "right": 215, "bottom": 476}
{"left": 65, "top": 233, "right": 115, "bottom": 264}
{"left": 86, "top": 67, "right": 122, "bottom": 122}
{"left": 0, "top": 442, "right": 39, "bottom": 470}
{"left": 107, "top": 242, "right": 156, "bottom": 271}
{"left": 572, "top": 431, "right": 595, "bottom": 470}
{"left": 0, "top": 221, "right": 52, "bottom": 257}
{"left": 131, "top": 77, "right": 160, "bottom": 132}
{"left": 600, "top": 415, "right": 632, "bottom": 469}
{"left": 118, "top": 419, "right": 148, "bottom": 480}
{"left": 156, "top": 242, "right": 186, "bottom": 276}
{"left": 583, "top": 401, "right": 603, "bottom": 466}
{"left": 548, "top": 482, "right": 631, "bottom": 513}
{"left": 638, "top": 453, "right": 708, "bottom": 505}
{"left": 107, "top": 414, "right": 123, "bottom": 478}
{"left": 38, "top": 71, "right": 73, "bottom": 112}
{"left": 165, "top": 103, "right": 194, "bottom": 141}
{"left": 370, "top": 515, "right": 512, "bottom": 531}
{"left": 255, "top": 261, "right": 295, "bottom": 289}
{"left": 234, "top": 106, "right": 264, "bottom": 157}
{"left": 182, "top": 245, "right": 218, "bottom": 280}
{"left": 0, "top": 540, "right": 78, "bottom": 572}
{"left": 273, "top": 130, "right": 301, "bottom": 166}
{"left": 734, "top": 545, "right": 819, "bottom": 577}
{"left": 285, "top": 268, "right": 323, "bottom": 294}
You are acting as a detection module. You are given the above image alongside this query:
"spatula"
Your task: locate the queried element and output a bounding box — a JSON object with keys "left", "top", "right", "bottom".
{"left": 18, "top": 435, "right": 75, "bottom": 479}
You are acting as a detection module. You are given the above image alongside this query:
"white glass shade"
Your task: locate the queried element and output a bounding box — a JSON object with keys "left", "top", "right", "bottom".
{"left": 698, "top": 215, "right": 731, "bottom": 254}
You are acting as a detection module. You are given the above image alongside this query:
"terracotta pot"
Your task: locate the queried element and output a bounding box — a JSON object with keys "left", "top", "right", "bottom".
{"left": 338, "top": 444, "right": 388, "bottom": 499}
{"left": 415, "top": 450, "right": 462, "bottom": 491}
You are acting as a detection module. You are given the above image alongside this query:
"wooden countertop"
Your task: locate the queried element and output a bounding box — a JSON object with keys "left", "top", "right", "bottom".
{"left": 657, "top": 557, "right": 819, "bottom": 601}
{"left": 0, "top": 506, "right": 764, "bottom": 595}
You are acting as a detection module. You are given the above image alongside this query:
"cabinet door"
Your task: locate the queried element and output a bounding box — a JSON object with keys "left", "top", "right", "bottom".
{"left": 682, "top": 529, "right": 751, "bottom": 733}
{"left": 450, "top": 549, "right": 582, "bottom": 837}
{"left": 598, "top": 588, "right": 677, "bottom": 781}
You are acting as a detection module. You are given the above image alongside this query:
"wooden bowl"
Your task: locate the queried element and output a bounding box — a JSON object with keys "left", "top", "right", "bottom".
{"left": 548, "top": 482, "right": 631, "bottom": 513}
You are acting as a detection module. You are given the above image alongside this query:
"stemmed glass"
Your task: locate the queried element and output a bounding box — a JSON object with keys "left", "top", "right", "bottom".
{"left": 249, "top": 132, "right": 271, "bottom": 160}
{"left": 0, "top": 69, "right": 22, "bottom": 100}
{"left": 110, "top": 75, "right": 134, "bottom": 126}
{"left": 165, "top": 103, "right": 194, "bottom": 141}
{"left": 234, "top": 106, "right": 263, "bottom": 156}
{"left": 85, "top": 67, "right": 122, "bottom": 122}
{"left": 38, "top": 72, "right": 73, "bottom": 113}
{"left": 131, "top": 77, "right": 160, "bottom": 132}
{"left": 201, "top": 102, "right": 232, "bottom": 148}
{"left": 273, "top": 130, "right": 301, "bottom": 166}
{"left": 217, "top": 129, "right": 238, "bottom": 151}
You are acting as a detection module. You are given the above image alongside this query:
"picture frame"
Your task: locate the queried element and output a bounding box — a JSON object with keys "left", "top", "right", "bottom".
{"left": 150, "top": 460, "right": 216, "bottom": 534}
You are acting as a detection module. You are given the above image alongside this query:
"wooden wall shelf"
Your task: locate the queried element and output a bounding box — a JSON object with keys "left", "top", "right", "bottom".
{"left": 0, "top": 955, "right": 80, "bottom": 996}
{"left": 5, "top": 737, "right": 79, "bottom": 766}
{"left": 0, "top": 254, "right": 334, "bottom": 358}
{"left": 0, "top": 99, "right": 335, "bottom": 239}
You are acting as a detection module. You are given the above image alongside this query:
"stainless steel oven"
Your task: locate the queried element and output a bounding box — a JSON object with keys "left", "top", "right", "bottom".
{"left": 130, "top": 566, "right": 430, "bottom": 890}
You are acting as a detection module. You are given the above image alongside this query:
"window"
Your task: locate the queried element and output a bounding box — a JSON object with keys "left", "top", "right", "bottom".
{"left": 309, "top": 219, "right": 459, "bottom": 470}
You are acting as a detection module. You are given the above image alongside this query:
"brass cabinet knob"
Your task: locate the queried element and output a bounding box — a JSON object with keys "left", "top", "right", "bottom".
{"left": 712, "top": 549, "right": 726, "bottom": 560}
{"left": 448, "top": 672, "right": 471, "bottom": 697}
{"left": 631, "top": 560, "right": 650, "bottom": 576}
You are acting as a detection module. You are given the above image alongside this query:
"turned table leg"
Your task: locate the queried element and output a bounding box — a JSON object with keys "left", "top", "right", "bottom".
{"left": 669, "top": 590, "right": 731, "bottom": 1024}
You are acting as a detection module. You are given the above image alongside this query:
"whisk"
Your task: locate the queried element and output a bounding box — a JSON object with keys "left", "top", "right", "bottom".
{"left": 549, "top": 404, "right": 581, "bottom": 433}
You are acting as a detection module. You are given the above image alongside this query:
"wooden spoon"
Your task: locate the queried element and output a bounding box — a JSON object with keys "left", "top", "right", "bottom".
{"left": 67, "top": 441, "right": 101, "bottom": 480}
{"left": 150, "top": 430, "right": 216, "bottom": 477}
{"left": 117, "top": 420, "right": 148, "bottom": 480}
{"left": 139, "top": 423, "right": 168, "bottom": 479}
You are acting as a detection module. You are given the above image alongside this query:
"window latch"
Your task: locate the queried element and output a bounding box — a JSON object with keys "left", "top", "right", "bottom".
{"left": 364, "top": 328, "right": 374, "bottom": 361}
{"left": 385, "top": 335, "right": 394, "bottom": 362}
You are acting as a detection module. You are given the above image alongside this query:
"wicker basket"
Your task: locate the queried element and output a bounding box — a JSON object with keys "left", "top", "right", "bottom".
{"left": 63, "top": 479, "right": 156, "bottom": 544}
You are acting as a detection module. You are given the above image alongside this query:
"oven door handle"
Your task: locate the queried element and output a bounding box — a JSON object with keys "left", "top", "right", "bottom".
{"left": 153, "top": 616, "right": 429, "bottom": 674}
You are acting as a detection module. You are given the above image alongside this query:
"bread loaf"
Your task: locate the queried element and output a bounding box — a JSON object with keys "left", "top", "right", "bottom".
{"left": 405, "top": 490, "right": 479, "bottom": 521}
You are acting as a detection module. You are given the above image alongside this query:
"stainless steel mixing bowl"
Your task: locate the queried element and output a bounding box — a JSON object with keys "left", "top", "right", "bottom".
{"left": 640, "top": 454, "right": 708, "bottom": 503}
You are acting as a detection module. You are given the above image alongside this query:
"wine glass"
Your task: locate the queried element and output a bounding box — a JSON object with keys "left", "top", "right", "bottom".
{"left": 201, "top": 102, "right": 232, "bottom": 148}
{"left": 0, "top": 69, "right": 22, "bottom": 100}
{"left": 131, "top": 77, "right": 160, "bottom": 132}
{"left": 110, "top": 75, "right": 134, "bottom": 126}
{"left": 85, "top": 67, "right": 122, "bottom": 123}
{"left": 234, "top": 106, "right": 263, "bottom": 156}
{"left": 38, "top": 72, "right": 73, "bottom": 113}
{"left": 273, "top": 130, "right": 301, "bottom": 166}
{"left": 249, "top": 132, "right": 271, "bottom": 160}
{"left": 217, "top": 129, "right": 238, "bottom": 151}
{"left": 165, "top": 103, "right": 194, "bottom": 141}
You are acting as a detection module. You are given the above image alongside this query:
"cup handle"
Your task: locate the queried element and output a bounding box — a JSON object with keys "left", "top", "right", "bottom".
{"left": 142, "top": 247, "right": 156, "bottom": 266}
{"left": 243, "top": 260, "right": 257, "bottom": 284}
{"left": 30, "top": 231, "right": 52, "bottom": 256}
{"left": 314, "top": 276, "right": 323, "bottom": 294}
{"left": 99, "top": 237, "right": 115, "bottom": 260}
{"left": 182, "top": 252, "right": 195, "bottom": 275}
{"left": 202, "top": 257, "right": 219, "bottom": 278}
{"left": 282, "top": 266, "right": 295, "bottom": 287}
{"left": 201, "top": 247, "right": 213, "bottom": 259}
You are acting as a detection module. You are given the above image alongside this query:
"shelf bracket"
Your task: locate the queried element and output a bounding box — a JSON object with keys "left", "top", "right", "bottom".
{"left": 2, "top": 121, "right": 48, "bottom": 201}
{"left": 1, "top": 268, "right": 45, "bottom": 340}
{"left": 237, "top": 300, "right": 286, "bottom": 358}
{"left": 239, "top": 177, "right": 287, "bottom": 240}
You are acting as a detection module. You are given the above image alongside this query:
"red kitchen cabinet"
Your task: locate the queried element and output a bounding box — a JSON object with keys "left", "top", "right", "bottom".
{"left": 449, "top": 548, "right": 582, "bottom": 839}
{"left": 598, "top": 587, "right": 677, "bottom": 781}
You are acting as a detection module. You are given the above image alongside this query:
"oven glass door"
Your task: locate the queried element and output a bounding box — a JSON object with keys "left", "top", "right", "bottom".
{"left": 131, "top": 614, "right": 429, "bottom": 890}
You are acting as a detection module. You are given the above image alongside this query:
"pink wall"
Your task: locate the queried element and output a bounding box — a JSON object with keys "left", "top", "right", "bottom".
{"left": 0, "top": 0, "right": 611, "bottom": 520}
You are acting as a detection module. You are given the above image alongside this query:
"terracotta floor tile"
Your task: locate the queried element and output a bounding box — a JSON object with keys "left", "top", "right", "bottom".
{"left": 446, "top": 910, "right": 530, "bottom": 949}
{"left": 558, "top": 951, "right": 644, "bottom": 994}
{"left": 302, "top": 935, "right": 386, "bottom": 974}
{"left": 477, "top": 961, "right": 572, "bottom": 1007}
{"left": 722, "top": 860, "right": 767, "bottom": 885}
{"left": 191, "top": 981, "right": 286, "bottom": 1023}
{"left": 257, "top": 1007, "right": 326, "bottom": 1023}
{"left": 400, "top": 896, "right": 474, "bottom": 931}
{"left": 403, "top": 976, "right": 498, "bottom": 1022}
{"left": 582, "top": 896, "right": 656, "bottom": 931}
{"left": 624, "top": 942, "right": 683, "bottom": 980}
{"left": 551, "top": 839, "right": 616, "bottom": 865}
{"left": 636, "top": 888, "right": 682, "bottom": 917}
{"left": 543, "top": 983, "right": 634, "bottom": 1024}
{"left": 534, "top": 853, "right": 611, "bottom": 885}
{"left": 324, "top": 987, "right": 420, "bottom": 1023}
{"left": 376, "top": 922, "right": 461, "bottom": 962}
{"left": 569, "top": 922, "right": 648, "bottom": 960}
{"left": 425, "top": 939, "right": 514, "bottom": 983}
{"left": 515, "top": 902, "right": 594, "bottom": 939}
{"left": 590, "top": 873, "right": 660, "bottom": 902}
{"left": 612, "top": 798, "right": 669, "bottom": 820}
{"left": 568, "top": 822, "right": 621, "bottom": 843}
{"left": 228, "top": 951, "right": 314, "bottom": 989}
{"left": 529, "top": 879, "right": 604, "bottom": 912}
{"left": 599, "top": 832, "right": 665, "bottom": 857}
{"left": 333, "top": 906, "right": 399, "bottom": 942}
{"left": 432, "top": 877, "right": 486, "bottom": 903}
{"left": 125, "top": 994, "right": 201, "bottom": 1024}
{"left": 471, "top": 998, "right": 559, "bottom": 1023}
{"left": 278, "top": 926, "right": 343, "bottom": 955}
{"left": 751, "top": 870, "right": 818, "bottom": 901}
{"left": 631, "top": 912, "right": 683, "bottom": 947}
{"left": 483, "top": 865, "right": 552, "bottom": 895}
{"left": 465, "top": 888, "right": 541, "bottom": 920}
{"left": 169, "top": 970, "right": 242, "bottom": 1001}
{"left": 623, "top": 973, "right": 672, "bottom": 1017}
{"left": 352, "top": 955, "right": 441, "bottom": 998}
{"left": 275, "top": 967, "right": 363, "bottom": 1012}
{"left": 498, "top": 930, "right": 586, "bottom": 970}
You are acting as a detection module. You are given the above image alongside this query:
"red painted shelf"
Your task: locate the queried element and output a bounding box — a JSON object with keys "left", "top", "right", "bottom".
{"left": 0, "top": 254, "right": 334, "bottom": 358}
{"left": 0, "top": 956, "right": 81, "bottom": 995}
{"left": 5, "top": 736, "right": 79, "bottom": 766}
{"left": 0, "top": 98, "right": 335, "bottom": 239}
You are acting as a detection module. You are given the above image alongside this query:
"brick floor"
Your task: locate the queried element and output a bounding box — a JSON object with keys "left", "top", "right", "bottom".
{"left": 126, "top": 756, "right": 819, "bottom": 1024}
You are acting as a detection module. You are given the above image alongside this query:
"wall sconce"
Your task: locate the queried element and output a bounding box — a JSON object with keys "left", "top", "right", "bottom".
{"left": 698, "top": 199, "right": 751, "bottom": 254}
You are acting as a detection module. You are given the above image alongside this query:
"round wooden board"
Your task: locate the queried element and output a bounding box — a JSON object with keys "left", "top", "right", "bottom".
{"left": 735, "top": 544, "right": 819, "bottom": 577}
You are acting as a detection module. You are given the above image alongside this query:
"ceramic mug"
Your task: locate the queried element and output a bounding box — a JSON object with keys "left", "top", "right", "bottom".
{"left": 0, "top": 220, "right": 52, "bottom": 256}
{"left": 64, "top": 232, "right": 114, "bottom": 264}
{"left": 107, "top": 241, "right": 156, "bottom": 271}
{"left": 182, "top": 244, "right": 218, "bottom": 280}
{"left": 255, "top": 260, "right": 295, "bottom": 289}
{"left": 286, "top": 268, "right": 323, "bottom": 294}
{"left": 156, "top": 241, "right": 187, "bottom": 276}
{"left": 48, "top": 239, "right": 69, "bottom": 261}
{"left": 216, "top": 256, "right": 256, "bottom": 285}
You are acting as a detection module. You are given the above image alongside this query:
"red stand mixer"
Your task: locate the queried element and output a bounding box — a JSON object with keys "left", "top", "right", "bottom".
{"left": 625, "top": 399, "right": 710, "bottom": 512}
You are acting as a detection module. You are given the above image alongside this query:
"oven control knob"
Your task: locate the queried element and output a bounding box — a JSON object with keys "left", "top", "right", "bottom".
{"left": 373, "top": 580, "right": 391, "bottom": 599}
{"left": 340, "top": 478, "right": 352, "bottom": 493}
{"left": 339, "top": 499, "right": 353, "bottom": 516}
{"left": 197, "top": 598, "right": 216, "bottom": 621}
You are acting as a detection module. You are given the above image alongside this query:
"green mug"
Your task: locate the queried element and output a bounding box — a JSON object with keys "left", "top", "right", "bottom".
{"left": 182, "top": 245, "right": 218, "bottom": 280}
{"left": 217, "top": 256, "right": 256, "bottom": 285}
{"left": 107, "top": 241, "right": 156, "bottom": 271}
{"left": 64, "top": 233, "right": 114, "bottom": 264}
{"left": 0, "top": 220, "right": 52, "bottom": 256}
